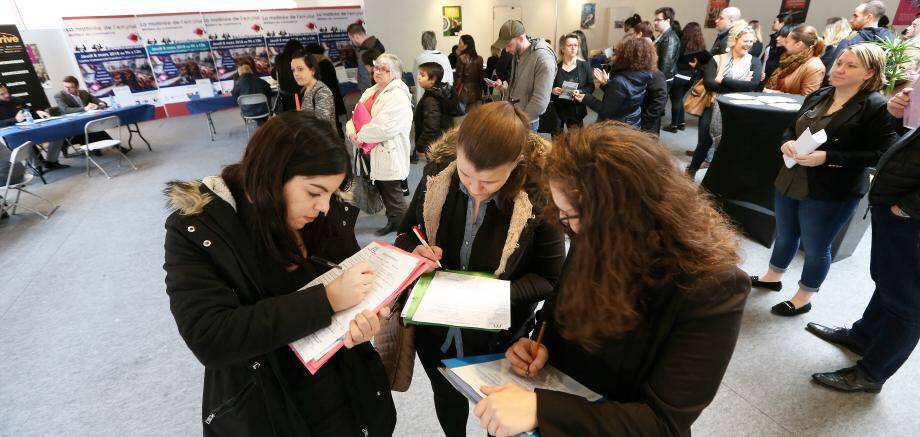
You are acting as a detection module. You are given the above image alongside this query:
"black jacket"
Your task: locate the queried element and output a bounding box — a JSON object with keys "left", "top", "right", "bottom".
{"left": 762, "top": 33, "right": 785, "bottom": 88}
{"left": 163, "top": 178, "right": 396, "bottom": 437}
{"left": 317, "top": 57, "right": 347, "bottom": 117}
{"left": 413, "top": 82, "right": 453, "bottom": 153}
{"left": 641, "top": 70, "right": 669, "bottom": 134}
{"left": 780, "top": 87, "right": 897, "bottom": 201}
{"left": 584, "top": 69, "right": 655, "bottom": 127}
{"left": 870, "top": 126, "right": 920, "bottom": 217}
{"left": 534, "top": 254, "right": 750, "bottom": 436}
{"left": 710, "top": 30, "right": 729, "bottom": 56}
{"left": 749, "top": 41, "right": 764, "bottom": 59}
{"left": 272, "top": 52, "right": 299, "bottom": 96}
{"left": 703, "top": 55, "right": 763, "bottom": 94}
{"left": 550, "top": 59, "right": 594, "bottom": 123}
{"left": 655, "top": 28, "right": 681, "bottom": 80}
{"left": 394, "top": 130, "right": 566, "bottom": 353}
{"left": 0, "top": 98, "right": 40, "bottom": 128}
{"left": 675, "top": 50, "right": 712, "bottom": 83}
{"left": 231, "top": 74, "right": 272, "bottom": 117}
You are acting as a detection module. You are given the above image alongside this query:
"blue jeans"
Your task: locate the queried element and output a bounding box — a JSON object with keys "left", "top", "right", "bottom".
{"left": 768, "top": 190, "right": 860, "bottom": 291}
{"left": 689, "top": 106, "right": 713, "bottom": 170}
{"left": 850, "top": 205, "right": 920, "bottom": 384}
{"left": 531, "top": 120, "right": 539, "bottom": 131}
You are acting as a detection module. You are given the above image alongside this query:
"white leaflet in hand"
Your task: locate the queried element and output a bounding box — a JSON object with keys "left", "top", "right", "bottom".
{"left": 410, "top": 271, "right": 511, "bottom": 330}
{"left": 784, "top": 127, "right": 827, "bottom": 168}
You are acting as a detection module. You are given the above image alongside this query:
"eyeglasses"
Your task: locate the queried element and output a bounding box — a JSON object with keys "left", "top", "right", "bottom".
{"left": 372, "top": 65, "right": 390, "bottom": 73}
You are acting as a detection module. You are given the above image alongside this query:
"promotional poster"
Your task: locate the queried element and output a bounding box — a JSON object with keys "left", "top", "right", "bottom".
{"left": 0, "top": 24, "right": 50, "bottom": 108}
{"left": 62, "top": 16, "right": 159, "bottom": 107}
{"left": 315, "top": 6, "right": 363, "bottom": 78}
{"left": 202, "top": 10, "right": 270, "bottom": 92}
{"left": 137, "top": 12, "right": 219, "bottom": 108}
{"left": 262, "top": 8, "right": 319, "bottom": 61}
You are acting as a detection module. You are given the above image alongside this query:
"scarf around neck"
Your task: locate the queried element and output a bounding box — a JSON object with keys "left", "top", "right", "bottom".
{"left": 765, "top": 48, "right": 813, "bottom": 90}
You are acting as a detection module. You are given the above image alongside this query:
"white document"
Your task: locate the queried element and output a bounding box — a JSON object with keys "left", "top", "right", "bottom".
{"left": 558, "top": 80, "right": 579, "bottom": 101}
{"left": 450, "top": 358, "right": 603, "bottom": 402}
{"left": 196, "top": 79, "right": 215, "bottom": 98}
{"left": 723, "top": 93, "right": 758, "bottom": 100}
{"left": 768, "top": 102, "right": 803, "bottom": 111}
{"left": 729, "top": 99, "right": 764, "bottom": 106}
{"left": 674, "top": 74, "right": 692, "bottom": 81}
{"left": 758, "top": 95, "right": 798, "bottom": 104}
{"left": 112, "top": 86, "right": 134, "bottom": 107}
{"left": 289, "top": 242, "right": 422, "bottom": 361}
{"left": 410, "top": 271, "right": 511, "bottom": 330}
{"left": 784, "top": 127, "right": 828, "bottom": 168}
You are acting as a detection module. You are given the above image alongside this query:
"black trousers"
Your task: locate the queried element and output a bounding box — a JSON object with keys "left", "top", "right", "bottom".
{"left": 415, "top": 328, "right": 471, "bottom": 437}
{"left": 851, "top": 205, "right": 920, "bottom": 383}
{"left": 669, "top": 78, "right": 690, "bottom": 126}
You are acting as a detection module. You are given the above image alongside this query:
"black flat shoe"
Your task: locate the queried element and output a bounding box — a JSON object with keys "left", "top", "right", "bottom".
{"left": 663, "top": 125, "right": 680, "bottom": 133}
{"left": 812, "top": 366, "right": 882, "bottom": 393}
{"left": 805, "top": 323, "right": 866, "bottom": 355}
{"left": 374, "top": 223, "right": 397, "bottom": 236}
{"left": 677, "top": 123, "right": 686, "bottom": 131}
{"left": 771, "top": 300, "right": 811, "bottom": 316}
{"left": 684, "top": 150, "right": 694, "bottom": 157}
{"left": 750, "top": 276, "right": 782, "bottom": 291}
{"left": 43, "top": 161, "right": 70, "bottom": 171}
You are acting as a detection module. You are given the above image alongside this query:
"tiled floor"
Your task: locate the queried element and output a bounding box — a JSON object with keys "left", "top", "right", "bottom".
{"left": 0, "top": 108, "right": 916, "bottom": 436}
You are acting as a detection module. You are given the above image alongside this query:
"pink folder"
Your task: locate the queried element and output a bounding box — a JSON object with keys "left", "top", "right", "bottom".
{"left": 353, "top": 103, "right": 379, "bottom": 155}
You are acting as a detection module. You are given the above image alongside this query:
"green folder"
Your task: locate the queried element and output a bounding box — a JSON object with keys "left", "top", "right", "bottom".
{"left": 402, "top": 270, "right": 502, "bottom": 332}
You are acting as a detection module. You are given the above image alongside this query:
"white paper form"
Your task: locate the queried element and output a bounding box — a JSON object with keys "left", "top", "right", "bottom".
{"left": 729, "top": 99, "right": 765, "bottom": 106}
{"left": 767, "top": 102, "right": 802, "bottom": 111}
{"left": 290, "top": 242, "right": 423, "bottom": 361}
{"left": 723, "top": 93, "right": 758, "bottom": 100}
{"left": 784, "top": 127, "right": 828, "bottom": 168}
{"left": 758, "top": 95, "right": 798, "bottom": 104}
{"left": 450, "top": 358, "right": 603, "bottom": 402}
{"left": 410, "top": 271, "right": 511, "bottom": 330}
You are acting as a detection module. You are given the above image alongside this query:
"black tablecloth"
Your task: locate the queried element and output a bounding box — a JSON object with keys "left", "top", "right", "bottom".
{"left": 701, "top": 93, "right": 805, "bottom": 246}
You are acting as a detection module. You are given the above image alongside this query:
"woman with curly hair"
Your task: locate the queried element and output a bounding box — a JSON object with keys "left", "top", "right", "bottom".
{"left": 472, "top": 121, "right": 751, "bottom": 436}
{"left": 575, "top": 36, "right": 665, "bottom": 129}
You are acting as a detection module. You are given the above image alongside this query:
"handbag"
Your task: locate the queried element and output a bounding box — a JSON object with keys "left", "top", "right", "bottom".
{"left": 683, "top": 55, "right": 722, "bottom": 117}
{"left": 351, "top": 153, "right": 385, "bottom": 215}
{"left": 375, "top": 314, "right": 416, "bottom": 392}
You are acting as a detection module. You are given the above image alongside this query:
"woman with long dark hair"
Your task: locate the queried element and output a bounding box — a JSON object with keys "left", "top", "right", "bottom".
{"left": 164, "top": 112, "right": 396, "bottom": 436}
{"left": 272, "top": 39, "right": 303, "bottom": 112}
{"left": 395, "top": 102, "right": 566, "bottom": 437}
{"left": 472, "top": 121, "right": 750, "bottom": 436}
{"left": 455, "top": 34, "right": 484, "bottom": 111}
{"left": 664, "top": 22, "right": 711, "bottom": 133}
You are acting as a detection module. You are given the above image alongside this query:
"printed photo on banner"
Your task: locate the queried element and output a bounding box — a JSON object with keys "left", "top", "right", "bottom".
{"left": 705, "top": 0, "right": 730, "bottom": 28}
{"left": 442, "top": 6, "right": 462, "bottom": 36}
{"left": 25, "top": 44, "right": 51, "bottom": 88}
{"left": 316, "top": 7, "right": 363, "bottom": 71}
{"left": 138, "top": 13, "right": 220, "bottom": 104}
{"left": 63, "top": 16, "right": 159, "bottom": 106}
{"left": 262, "top": 8, "right": 319, "bottom": 60}
{"left": 202, "top": 10, "right": 270, "bottom": 92}
{"left": 581, "top": 4, "right": 597, "bottom": 29}
{"left": 894, "top": 0, "right": 920, "bottom": 25}
{"left": 779, "top": 0, "right": 811, "bottom": 24}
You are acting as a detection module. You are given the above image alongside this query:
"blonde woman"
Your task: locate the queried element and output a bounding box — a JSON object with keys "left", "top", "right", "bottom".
{"left": 764, "top": 25, "right": 826, "bottom": 95}
{"left": 821, "top": 17, "right": 852, "bottom": 72}
{"left": 750, "top": 44, "right": 897, "bottom": 316}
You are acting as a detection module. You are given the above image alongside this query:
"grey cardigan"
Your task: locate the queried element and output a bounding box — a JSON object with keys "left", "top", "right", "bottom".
{"left": 508, "top": 38, "right": 557, "bottom": 123}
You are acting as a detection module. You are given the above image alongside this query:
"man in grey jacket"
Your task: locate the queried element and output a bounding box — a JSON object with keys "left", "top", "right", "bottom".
{"left": 490, "top": 20, "right": 556, "bottom": 130}
{"left": 55, "top": 75, "right": 107, "bottom": 114}
{"left": 347, "top": 23, "right": 386, "bottom": 93}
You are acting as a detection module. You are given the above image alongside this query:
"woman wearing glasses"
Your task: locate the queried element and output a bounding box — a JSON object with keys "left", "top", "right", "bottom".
{"left": 346, "top": 53, "right": 413, "bottom": 236}
{"left": 394, "top": 102, "right": 566, "bottom": 437}
{"left": 471, "top": 121, "right": 750, "bottom": 436}
{"left": 750, "top": 43, "right": 897, "bottom": 316}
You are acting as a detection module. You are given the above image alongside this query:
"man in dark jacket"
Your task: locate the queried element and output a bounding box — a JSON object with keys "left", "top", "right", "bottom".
{"left": 347, "top": 23, "right": 385, "bottom": 93}
{"left": 0, "top": 82, "right": 68, "bottom": 171}
{"left": 711, "top": 6, "right": 741, "bottom": 55}
{"left": 231, "top": 64, "right": 272, "bottom": 126}
{"left": 809, "top": 86, "right": 920, "bottom": 394}
{"left": 826, "top": 1, "right": 894, "bottom": 82}
{"left": 653, "top": 7, "right": 681, "bottom": 88}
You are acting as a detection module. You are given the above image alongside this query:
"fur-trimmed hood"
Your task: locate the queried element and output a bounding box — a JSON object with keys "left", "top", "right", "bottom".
{"left": 164, "top": 176, "right": 235, "bottom": 216}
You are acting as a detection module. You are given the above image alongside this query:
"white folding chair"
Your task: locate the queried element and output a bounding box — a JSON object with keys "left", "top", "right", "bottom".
{"left": 237, "top": 94, "right": 271, "bottom": 138}
{"left": 0, "top": 142, "right": 59, "bottom": 220}
{"left": 76, "top": 115, "right": 137, "bottom": 178}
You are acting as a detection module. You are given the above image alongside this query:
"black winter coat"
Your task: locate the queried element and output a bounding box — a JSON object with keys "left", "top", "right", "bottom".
{"left": 163, "top": 178, "right": 396, "bottom": 437}
{"left": 231, "top": 74, "right": 272, "bottom": 118}
{"left": 870, "top": 126, "right": 920, "bottom": 217}
{"left": 584, "top": 69, "right": 655, "bottom": 127}
{"left": 641, "top": 70, "right": 668, "bottom": 134}
{"left": 779, "top": 87, "right": 897, "bottom": 201}
{"left": 413, "top": 83, "right": 453, "bottom": 154}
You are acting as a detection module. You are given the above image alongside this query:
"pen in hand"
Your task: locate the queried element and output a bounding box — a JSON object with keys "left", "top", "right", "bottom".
{"left": 412, "top": 225, "right": 442, "bottom": 268}
{"left": 310, "top": 255, "right": 343, "bottom": 270}
{"left": 528, "top": 321, "right": 547, "bottom": 377}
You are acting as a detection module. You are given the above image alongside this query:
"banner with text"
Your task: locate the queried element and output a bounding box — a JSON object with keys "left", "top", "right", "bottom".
{"left": 261, "top": 8, "right": 319, "bottom": 62}
{"left": 62, "top": 15, "right": 159, "bottom": 107}
{"left": 315, "top": 7, "right": 364, "bottom": 80}
{"left": 202, "top": 10, "right": 270, "bottom": 92}
{"left": 0, "top": 24, "right": 50, "bottom": 109}
{"left": 138, "top": 12, "right": 220, "bottom": 108}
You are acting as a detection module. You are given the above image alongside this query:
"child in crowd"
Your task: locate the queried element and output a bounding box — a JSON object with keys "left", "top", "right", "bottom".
{"left": 413, "top": 62, "right": 454, "bottom": 161}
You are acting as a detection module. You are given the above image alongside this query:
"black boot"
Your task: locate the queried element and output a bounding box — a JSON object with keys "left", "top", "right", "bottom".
{"left": 375, "top": 221, "right": 397, "bottom": 236}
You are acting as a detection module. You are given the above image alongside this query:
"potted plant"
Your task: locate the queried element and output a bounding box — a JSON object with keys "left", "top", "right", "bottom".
{"left": 874, "top": 36, "right": 919, "bottom": 95}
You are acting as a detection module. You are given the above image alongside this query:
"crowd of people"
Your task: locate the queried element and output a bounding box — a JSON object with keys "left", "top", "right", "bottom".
{"left": 157, "top": 1, "right": 920, "bottom": 436}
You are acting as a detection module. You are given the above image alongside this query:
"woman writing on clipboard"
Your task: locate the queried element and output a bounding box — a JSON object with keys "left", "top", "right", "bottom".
{"left": 472, "top": 122, "right": 750, "bottom": 437}
{"left": 394, "top": 102, "right": 566, "bottom": 437}
{"left": 163, "top": 112, "right": 396, "bottom": 436}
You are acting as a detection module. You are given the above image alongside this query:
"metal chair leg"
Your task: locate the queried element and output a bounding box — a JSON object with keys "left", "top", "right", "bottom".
{"left": 116, "top": 149, "right": 138, "bottom": 171}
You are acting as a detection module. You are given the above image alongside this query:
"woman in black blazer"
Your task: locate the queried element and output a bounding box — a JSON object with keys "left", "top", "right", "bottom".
{"left": 163, "top": 112, "right": 396, "bottom": 436}
{"left": 471, "top": 122, "right": 750, "bottom": 437}
{"left": 395, "top": 102, "right": 566, "bottom": 437}
{"left": 750, "top": 44, "right": 898, "bottom": 316}
{"left": 550, "top": 33, "right": 594, "bottom": 135}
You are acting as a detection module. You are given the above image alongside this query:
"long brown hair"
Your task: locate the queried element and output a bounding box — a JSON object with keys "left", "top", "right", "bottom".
{"left": 221, "top": 112, "right": 351, "bottom": 265}
{"left": 456, "top": 102, "right": 540, "bottom": 209}
{"left": 544, "top": 122, "right": 741, "bottom": 350}
{"left": 611, "top": 36, "right": 657, "bottom": 72}
{"left": 788, "top": 25, "right": 826, "bottom": 58}
{"left": 680, "top": 22, "right": 706, "bottom": 53}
